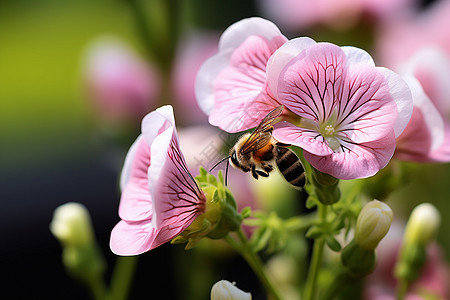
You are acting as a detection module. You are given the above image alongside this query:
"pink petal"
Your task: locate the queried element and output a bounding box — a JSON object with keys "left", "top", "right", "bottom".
{"left": 141, "top": 105, "right": 175, "bottom": 147}
{"left": 379, "top": 67, "right": 413, "bottom": 138}
{"left": 208, "top": 35, "right": 287, "bottom": 132}
{"left": 195, "top": 17, "right": 287, "bottom": 118}
{"left": 273, "top": 122, "right": 334, "bottom": 156}
{"left": 341, "top": 46, "right": 375, "bottom": 67}
{"left": 266, "top": 37, "right": 317, "bottom": 98}
{"left": 120, "top": 135, "right": 144, "bottom": 191}
{"left": 428, "top": 122, "right": 450, "bottom": 162}
{"left": 219, "top": 17, "right": 286, "bottom": 51}
{"left": 110, "top": 220, "right": 157, "bottom": 255}
{"left": 118, "top": 137, "right": 153, "bottom": 221}
{"left": 409, "top": 47, "right": 450, "bottom": 116}
{"left": 276, "top": 43, "right": 347, "bottom": 123}
{"left": 394, "top": 108, "right": 433, "bottom": 162}
{"left": 408, "top": 76, "right": 444, "bottom": 149}
{"left": 142, "top": 108, "right": 206, "bottom": 232}
{"left": 335, "top": 64, "right": 398, "bottom": 144}
{"left": 210, "top": 91, "right": 282, "bottom": 133}
{"left": 305, "top": 131, "right": 396, "bottom": 179}
{"left": 150, "top": 130, "right": 206, "bottom": 231}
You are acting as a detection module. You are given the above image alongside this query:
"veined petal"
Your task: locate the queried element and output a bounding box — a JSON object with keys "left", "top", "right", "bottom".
{"left": 266, "top": 37, "right": 317, "bottom": 98}
{"left": 110, "top": 220, "right": 157, "bottom": 255}
{"left": 149, "top": 125, "right": 205, "bottom": 231}
{"left": 276, "top": 43, "right": 347, "bottom": 123}
{"left": 305, "top": 131, "right": 396, "bottom": 179}
{"left": 208, "top": 35, "right": 286, "bottom": 131}
{"left": 273, "top": 122, "right": 334, "bottom": 156}
{"left": 335, "top": 64, "right": 398, "bottom": 143}
{"left": 210, "top": 91, "right": 281, "bottom": 133}
{"left": 118, "top": 137, "right": 153, "bottom": 222}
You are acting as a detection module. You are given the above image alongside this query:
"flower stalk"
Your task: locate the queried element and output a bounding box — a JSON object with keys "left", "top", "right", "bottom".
{"left": 225, "top": 229, "right": 284, "bottom": 300}
{"left": 303, "top": 203, "right": 328, "bottom": 300}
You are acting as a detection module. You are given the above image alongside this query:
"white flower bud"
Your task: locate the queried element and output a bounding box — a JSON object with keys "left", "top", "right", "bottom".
{"left": 210, "top": 280, "right": 252, "bottom": 300}
{"left": 404, "top": 203, "right": 440, "bottom": 245}
{"left": 50, "top": 202, "right": 94, "bottom": 246}
{"left": 354, "top": 200, "right": 393, "bottom": 250}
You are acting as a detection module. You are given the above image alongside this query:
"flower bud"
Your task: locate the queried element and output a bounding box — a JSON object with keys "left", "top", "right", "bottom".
{"left": 404, "top": 203, "right": 440, "bottom": 246}
{"left": 210, "top": 280, "right": 252, "bottom": 300}
{"left": 354, "top": 200, "right": 393, "bottom": 250}
{"left": 50, "top": 203, "right": 105, "bottom": 283}
{"left": 50, "top": 202, "right": 94, "bottom": 246}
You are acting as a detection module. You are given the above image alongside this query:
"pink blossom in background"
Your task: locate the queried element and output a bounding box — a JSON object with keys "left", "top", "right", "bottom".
{"left": 395, "top": 48, "right": 450, "bottom": 162}
{"left": 110, "top": 105, "right": 206, "bottom": 255}
{"left": 266, "top": 39, "right": 413, "bottom": 179}
{"left": 82, "top": 36, "right": 160, "bottom": 124}
{"left": 195, "top": 17, "right": 288, "bottom": 133}
{"left": 375, "top": 0, "right": 450, "bottom": 69}
{"left": 257, "top": 0, "right": 417, "bottom": 32}
{"left": 364, "top": 223, "right": 450, "bottom": 300}
{"left": 171, "top": 31, "right": 219, "bottom": 125}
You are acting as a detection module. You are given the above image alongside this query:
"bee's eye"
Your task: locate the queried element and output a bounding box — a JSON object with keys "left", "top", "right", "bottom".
{"left": 230, "top": 151, "right": 239, "bottom": 166}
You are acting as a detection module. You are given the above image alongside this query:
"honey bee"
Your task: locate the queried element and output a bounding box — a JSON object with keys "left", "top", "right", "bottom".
{"left": 211, "top": 105, "right": 306, "bottom": 189}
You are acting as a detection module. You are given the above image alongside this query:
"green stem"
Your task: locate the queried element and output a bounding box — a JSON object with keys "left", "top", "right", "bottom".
{"left": 225, "top": 230, "right": 284, "bottom": 300}
{"left": 108, "top": 256, "right": 139, "bottom": 300}
{"left": 396, "top": 279, "right": 408, "bottom": 300}
{"left": 88, "top": 276, "right": 107, "bottom": 300}
{"left": 303, "top": 204, "right": 328, "bottom": 300}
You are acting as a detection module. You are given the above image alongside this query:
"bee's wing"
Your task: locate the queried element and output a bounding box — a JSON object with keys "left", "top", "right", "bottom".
{"left": 241, "top": 105, "right": 284, "bottom": 154}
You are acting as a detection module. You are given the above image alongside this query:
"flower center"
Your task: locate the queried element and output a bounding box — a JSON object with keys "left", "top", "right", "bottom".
{"left": 320, "top": 122, "right": 342, "bottom": 152}
{"left": 324, "top": 125, "right": 335, "bottom": 136}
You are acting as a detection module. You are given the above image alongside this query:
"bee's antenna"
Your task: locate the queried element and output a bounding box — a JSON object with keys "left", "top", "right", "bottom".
{"left": 209, "top": 156, "right": 231, "bottom": 186}
{"left": 209, "top": 156, "right": 230, "bottom": 173}
{"left": 225, "top": 158, "right": 230, "bottom": 186}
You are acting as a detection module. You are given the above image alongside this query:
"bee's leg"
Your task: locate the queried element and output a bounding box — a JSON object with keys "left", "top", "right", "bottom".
{"left": 261, "top": 163, "right": 273, "bottom": 173}
{"left": 256, "top": 170, "right": 269, "bottom": 177}
{"left": 250, "top": 165, "right": 259, "bottom": 180}
{"left": 275, "top": 142, "right": 291, "bottom": 147}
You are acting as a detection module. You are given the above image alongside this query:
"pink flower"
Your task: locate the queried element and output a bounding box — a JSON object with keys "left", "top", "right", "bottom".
{"left": 395, "top": 48, "right": 450, "bottom": 162}
{"left": 375, "top": 0, "right": 450, "bottom": 70}
{"left": 257, "top": 0, "right": 417, "bottom": 32}
{"left": 82, "top": 36, "right": 160, "bottom": 124}
{"left": 110, "top": 105, "right": 206, "bottom": 255}
{"left": 267, "top": 39, "right": 413, "bottom": 179}
{"left": 197, "top": 17, "right": 413, "bottom": 179}
{"left": 195, "top": 17, "right": 288, "bottom": 133}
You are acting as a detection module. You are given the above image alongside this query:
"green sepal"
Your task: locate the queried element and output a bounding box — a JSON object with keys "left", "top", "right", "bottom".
{"left": 325, "top": 236, "right": 342, "bottom": 252}
{"left": 341, "top": 240, "right": 376, "bottom": 277}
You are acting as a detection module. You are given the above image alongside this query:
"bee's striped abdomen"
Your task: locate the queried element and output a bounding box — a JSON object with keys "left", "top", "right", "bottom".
{"left": 276, "top": 147, "right": 306, "bottom": 188}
